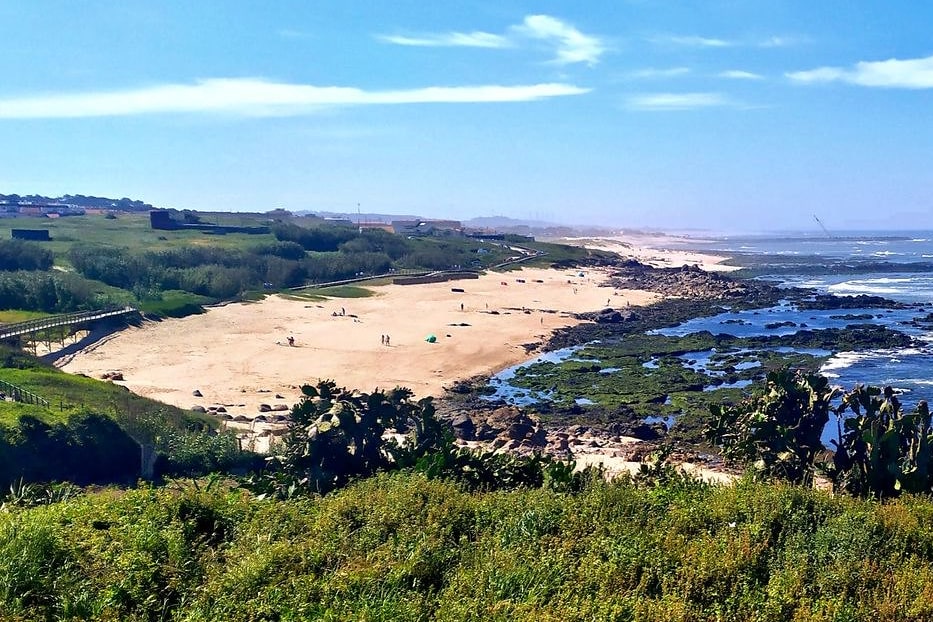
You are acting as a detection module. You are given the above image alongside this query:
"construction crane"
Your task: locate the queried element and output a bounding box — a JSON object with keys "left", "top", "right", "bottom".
{"left": 813, "top": 214, "right": 832, "bottom": 238}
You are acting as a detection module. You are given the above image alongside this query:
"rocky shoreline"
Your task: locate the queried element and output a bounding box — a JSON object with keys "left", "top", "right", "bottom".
{"left": 434, "top": 258, "right": 919, "bottom": 473}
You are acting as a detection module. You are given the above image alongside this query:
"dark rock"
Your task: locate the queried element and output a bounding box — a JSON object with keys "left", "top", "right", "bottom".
{"left": 475, "top": 422, "right": 497, "bottom": 441}
{"left": 258, "top": 404, "right": 272, "bottom": 412}
{"left": 451, "top": 414, "right": 476, "bottom": 440}
{"left": 192, "top": 389, "right": 203, "bottom": 397}
{"left": 190, "top": 405, "right": 206, "bottom": 413}
{"left": 505, "top": 422, "right": 533, "bottom": 440}
{"left": 272, "top": 404, "right": 289, "bottom": 411}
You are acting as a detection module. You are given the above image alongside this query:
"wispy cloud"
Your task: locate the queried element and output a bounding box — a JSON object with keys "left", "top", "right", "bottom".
{"left": 651, "top": 35, "right": 733, "bottom": 48}
{"left": 787, "top": 54, "right": 933, "bottom": 88}
{"left": 651, "top": 34, "right": 797, "bottom": 49}
{"left": 718, "top": 70, "right": 763, "bottom": 80}
{"left": 512, "top": 15, "right": 605, "bottom": 65}
{"left": 0, "top": 78, "right": 590, "bottom": 119}
{"left": 626, "top": 92, "right": 731, "bottom": 111}
{"left": 759, "top": 36, "right": 794, "bottom": 48}
{"left": 628, "top": 67, "right": 691, "bottom": 79}
{"left": 377, "top": 31, "right": 509, "bottom": 49}
{"left": 379, "top": 14, "right": 605, "bottom": 65}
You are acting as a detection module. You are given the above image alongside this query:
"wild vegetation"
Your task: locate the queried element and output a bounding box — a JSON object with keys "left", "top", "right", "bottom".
{"left": 4, "top": 363, "right": 933, "bottom": 618}
{"left": 0, "top": 212, "right": 602, "bottom": 318}
{"left": 0, "top": 346, "right": 249, "bottom": 488}
{"left": 5, "top": 472, "right": 933, "bottom": 621}
{"left": 708, "top": 370, "right": 933, "bottom": 499}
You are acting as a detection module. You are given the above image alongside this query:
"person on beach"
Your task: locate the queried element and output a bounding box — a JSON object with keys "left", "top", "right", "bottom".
{"left": 386, "top": 335, "right": 390, "bottom": 346}
{"left": 287, "top": 336, "right": 295, "bottom": 347}
{"left": 381, "top": 334, "right": 385, "bottom": 345}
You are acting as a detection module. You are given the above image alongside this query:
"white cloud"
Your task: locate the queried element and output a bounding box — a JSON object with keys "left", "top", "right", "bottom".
{"left": 652, "top": 35, "right": 733, "bottom": 48}
{"left": 379, "top": 15, "right": 605, "bottom": 65}
{"left": 377, "top": 32, "right": 509, "bottom": 49}
{"left": 0, "top": 78, "right": 590, "bottom": 119}
{"left": 718, "top": 70, "right": 764, "bottom": 80}
{"left": 513, "top": 15, "right": 606, "bottom": 65}
{"left": 626, "top": 92, "right": 731, "bottom": 111}
{"left": 628, "top": 67, "right": 691, "bottom": 79}
{"left": 788, "top": 54, "right": 933, "bottom": 88}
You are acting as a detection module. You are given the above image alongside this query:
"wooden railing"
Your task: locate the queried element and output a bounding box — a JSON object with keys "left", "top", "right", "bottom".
{"left": 0, "top": 306, "right": 139, "bottom": 341}
{"left": 0, "top": 379, "right": 49, "bottom": 408}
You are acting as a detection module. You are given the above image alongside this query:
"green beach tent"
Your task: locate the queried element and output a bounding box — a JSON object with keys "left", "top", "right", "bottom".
{"left": 424, "top": 334, "right": 437, "bottom": 343}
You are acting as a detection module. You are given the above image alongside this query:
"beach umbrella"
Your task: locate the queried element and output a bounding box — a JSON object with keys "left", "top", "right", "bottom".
{"left": 425, "top": 334, "right": 437, "bottom": 343}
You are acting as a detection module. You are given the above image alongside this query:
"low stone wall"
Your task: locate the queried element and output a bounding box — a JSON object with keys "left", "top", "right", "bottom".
{"left": 393, "top": 272, "right": 480, "bottom": 286}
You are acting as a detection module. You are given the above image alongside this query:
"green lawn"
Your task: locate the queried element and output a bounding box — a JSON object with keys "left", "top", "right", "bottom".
{"left": 0, "top": 213, "right": 279, "bottom": 266}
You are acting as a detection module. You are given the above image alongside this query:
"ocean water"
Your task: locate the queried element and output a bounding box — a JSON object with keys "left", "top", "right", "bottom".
{"left": 674, "top": 231, "right": 933, "bottom": 408}
{"left": 678, "top": 230, "right": 933, "bottom": 266}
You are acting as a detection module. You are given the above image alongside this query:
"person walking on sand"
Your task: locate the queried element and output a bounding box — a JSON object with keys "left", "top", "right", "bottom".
{"left": 381, "top": 334, "right": 385, "bottom": 346}
{"left": 460, "top": 302, "right": 464, "bottom": 311}
{"left": 386, "top": 335, "right": 390, "bottom": 346}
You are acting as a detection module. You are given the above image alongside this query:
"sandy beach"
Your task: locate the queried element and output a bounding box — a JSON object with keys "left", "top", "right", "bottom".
{"left": 60, "top": 265, "right": 659, "bottom": 418}
{"left": 559, "top": 235, "right": 740, "bottom": 273}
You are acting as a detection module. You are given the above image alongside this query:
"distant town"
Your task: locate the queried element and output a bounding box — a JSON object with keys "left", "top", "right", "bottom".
{"left": 0, "top": 192, "right": 621, "bottom": 239}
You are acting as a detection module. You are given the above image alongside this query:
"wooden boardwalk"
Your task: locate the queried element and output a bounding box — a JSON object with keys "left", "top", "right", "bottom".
{"left": 0, "top": 306, "right": 140, "bottom": 341}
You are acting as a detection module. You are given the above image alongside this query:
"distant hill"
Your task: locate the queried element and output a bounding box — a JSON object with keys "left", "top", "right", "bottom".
{"left": 464, "top": 216, "right": 622, "bottom": 238}
{"left": 0, "top": 193, "right": 154, "bottom": 212}
{"left": 464, "top": 216, "right": 556, "bottom": 229}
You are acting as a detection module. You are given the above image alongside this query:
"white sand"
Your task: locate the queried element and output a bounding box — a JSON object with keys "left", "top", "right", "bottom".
{"left": 560, "top": 236, "right": 740, "bottom": 273}
{"left": 60, "top": 266, "right": 658, "bottom": 417}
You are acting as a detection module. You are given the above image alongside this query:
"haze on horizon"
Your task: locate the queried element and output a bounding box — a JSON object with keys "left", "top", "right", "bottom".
{"left": 1, "top": 1, "right": 931, "bottom": 231}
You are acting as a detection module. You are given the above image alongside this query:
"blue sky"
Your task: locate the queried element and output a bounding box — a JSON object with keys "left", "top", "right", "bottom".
{"left": 1, "top": 1, "right": 932, "bottom": 231}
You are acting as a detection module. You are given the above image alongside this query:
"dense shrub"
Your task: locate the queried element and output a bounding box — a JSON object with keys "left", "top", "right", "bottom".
{"left": 0, "top": 413, "right": 140, "bottom": 489}
{"left": 0, "top": 271, "right": 100, "bottom": 312}
{"left": 0, "top": 240, "right": 53, "bottom": 271}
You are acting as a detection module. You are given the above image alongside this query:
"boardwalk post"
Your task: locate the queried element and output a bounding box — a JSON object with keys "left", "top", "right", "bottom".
{"left": 140, "top": 443, "right": 158, "bottom": 480}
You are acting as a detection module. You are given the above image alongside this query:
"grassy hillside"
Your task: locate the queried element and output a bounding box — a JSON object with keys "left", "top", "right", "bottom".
{"left": 2, "top": 472, "right": 932, "bottom": 621}
{"left": 0, "top": 213, "right": 588, "bottom": 318}
{"left": 0, "top": 348, "right": 246, "bottom": 486}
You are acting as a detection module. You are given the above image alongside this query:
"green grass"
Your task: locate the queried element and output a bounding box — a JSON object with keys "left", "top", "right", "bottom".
{"left": 312, "top": 284, "right": 376, "bottom": 298}
{"left": 0, "top": 213, "right": 279, "bottom": 266}
{"left": 0, "top": 309, "right": 50, "bottom": 324}
{"left": 0, "top": 364, "right": 215, "bottom": 430}
{"left": 4, "top": 473, "right": 933, "bottom": 621}
{"left": 136, "top": 290, "right": 212, "bottom": 317}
